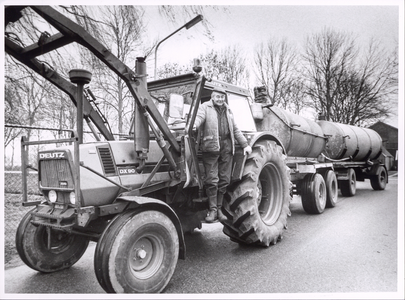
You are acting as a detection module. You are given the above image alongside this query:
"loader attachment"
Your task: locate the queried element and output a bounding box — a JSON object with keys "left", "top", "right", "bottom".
{"left": 5, "top": 5, "right": 180, "bottom": 166}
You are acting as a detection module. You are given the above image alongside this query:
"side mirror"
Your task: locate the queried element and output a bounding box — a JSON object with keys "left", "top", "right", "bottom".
{"left": 168, "top": 94, "right": 184, "bottom": 119}
{"left": 251, "top": 103, "right": 264, "bottom": 120}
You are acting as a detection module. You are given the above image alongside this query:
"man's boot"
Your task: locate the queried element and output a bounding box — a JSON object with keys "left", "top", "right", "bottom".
{"left": 205, "top": 209, "right": 217, "bottom": 223}
{"left": 217, "top": 193, "right": 227, "bottom": 222}
{"left": 217, "top": 209, "right": 227, "bottom": 223}
{"left": 205, "top": 193, "right": 217, "bottom": 223}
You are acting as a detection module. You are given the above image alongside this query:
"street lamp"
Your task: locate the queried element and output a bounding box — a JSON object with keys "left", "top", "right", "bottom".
{"left": 154, "top": 14, "right": 203, "bottom": 79}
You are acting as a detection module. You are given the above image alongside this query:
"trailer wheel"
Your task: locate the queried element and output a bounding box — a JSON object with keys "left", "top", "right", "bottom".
{"left": 340, "top": 168, "right": 356, "bottom": 197}
{"left": 94, "top": 210, "right": 179, "bottom": 293}
{"left": 370, "top": 166, "right": 387, "bottom": 190}
{"left": 301, "top": 173, "right": 327, "bottom": 214}
{"left": 15, "top": 209, "right": 89, "bottom": 273}
{"left": 222, "top": 140, "right": 291, "bottom": 247}
{"left": 324, "top": 170, "right": 338, "bottom": 208}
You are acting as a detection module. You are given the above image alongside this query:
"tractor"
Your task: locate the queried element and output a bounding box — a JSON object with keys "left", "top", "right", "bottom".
{"left": 6, "top": 6, "right": 387, "bottom": 293}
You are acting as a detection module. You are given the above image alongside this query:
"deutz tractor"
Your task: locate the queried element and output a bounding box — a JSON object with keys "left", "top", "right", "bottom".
{"left": 7, "top": 6, "right": 291, "bottom": 293}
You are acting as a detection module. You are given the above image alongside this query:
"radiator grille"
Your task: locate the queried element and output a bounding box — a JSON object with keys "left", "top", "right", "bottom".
{"left": 98, "top": 146, "right": 116, "bottom": 176}
{"left": 40, "top": 159, "right": 74, "bottom": 188}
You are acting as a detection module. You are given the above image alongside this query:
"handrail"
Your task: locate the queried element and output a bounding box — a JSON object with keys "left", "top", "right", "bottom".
{"left": 20, "top": 132, "right": 81, "bottom": 209}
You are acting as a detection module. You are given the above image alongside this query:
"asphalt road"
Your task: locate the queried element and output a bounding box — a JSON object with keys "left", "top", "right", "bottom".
{"left": 3, "top": 175, "right": 402, "bottom": 298}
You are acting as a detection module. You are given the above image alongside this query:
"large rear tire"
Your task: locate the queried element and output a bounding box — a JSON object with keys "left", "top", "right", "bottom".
{"left": 340, "top": 168, "right": 356, "bottom": 197}
{"left": 222, "top": 140, "right": 291, "bottom": 247}
{"left": 94, "top": 209, "right": 179, "bottom": 293}
{"left": 15, "top": 209, "right": 89, "bottom": 272}
{"left": 370, "top": 166, "right": 387, "bottom": 190}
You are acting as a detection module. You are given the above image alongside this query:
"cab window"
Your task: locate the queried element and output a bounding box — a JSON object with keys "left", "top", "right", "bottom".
{"left": 227, "top": 93, "right": 256, "bottom": 132}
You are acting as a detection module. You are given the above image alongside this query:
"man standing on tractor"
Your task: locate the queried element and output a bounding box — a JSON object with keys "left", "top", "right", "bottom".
{"left": 194, "top": 86, "right": 252, "bottom": 223}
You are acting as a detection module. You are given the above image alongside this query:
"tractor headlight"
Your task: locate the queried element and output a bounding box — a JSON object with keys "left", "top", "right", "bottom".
{"left": 48, "top": 190, "right": 57, "bottom": 203}
{"left": 69, "top": 192, "right": 76, "bottom": 205}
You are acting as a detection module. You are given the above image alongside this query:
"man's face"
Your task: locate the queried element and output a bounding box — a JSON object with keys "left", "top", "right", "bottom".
{"left": 212, "top": 92, "right": 226, "bottom": 106}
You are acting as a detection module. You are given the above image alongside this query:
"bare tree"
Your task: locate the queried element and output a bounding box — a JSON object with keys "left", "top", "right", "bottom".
{"left": 303, "top": 28, "right": 357, "bottom": 121}
{"left": 4, "top": 77, "right": 24, "bottom": 147}
{"left": 302, "top": 28, "right": 397, "bottom": 125}
{"left": 199, "top": 45, "right": 250, "bottom": 87}
{"left": 344, "top": 39, "right": 397, "bottom": 126}
{"left": 4, "top": 59, "right": 53, "bottom": 163}
{"left": 61, "top": 5, "right": 148, "bottom": 135}
{"left": 281, "top": 78, "right": 309, "bottom": 115}
{"left": 5, "top": 7, "right": 79, "bottom": 134}
{"left": 157, "top": 62, "right": 190, "bottom": 79}
{"left": 254, "top": 37, "right": 305, "bottom": 112}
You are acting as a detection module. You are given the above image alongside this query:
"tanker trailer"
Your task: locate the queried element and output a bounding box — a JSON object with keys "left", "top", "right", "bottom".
{"left": 317, "top": 120, "right": 388, "bottom": 196}
{"left": 251, "top": 92, "right": 388, "bottom": 214}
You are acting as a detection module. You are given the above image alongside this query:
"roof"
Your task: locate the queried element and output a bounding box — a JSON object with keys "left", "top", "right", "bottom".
{"left": 369, "top": 121, "right": 398, "bottom": 131}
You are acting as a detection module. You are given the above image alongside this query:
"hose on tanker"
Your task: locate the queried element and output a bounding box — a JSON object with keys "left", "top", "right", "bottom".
{"left": 321, "top": 153, "right": 352, "bottom": 162}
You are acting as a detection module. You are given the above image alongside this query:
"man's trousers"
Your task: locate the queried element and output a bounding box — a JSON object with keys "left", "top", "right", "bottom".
{"left": 201, "top": 137, "right": 233, "bottom": 211}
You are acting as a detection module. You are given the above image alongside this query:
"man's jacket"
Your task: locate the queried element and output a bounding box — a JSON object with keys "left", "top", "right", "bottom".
{"left": 194, "top": 99, "right": 248, "bottom": 153}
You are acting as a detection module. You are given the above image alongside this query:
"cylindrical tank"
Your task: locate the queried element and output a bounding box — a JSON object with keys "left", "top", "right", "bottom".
{"left": 255, "top": 105, "right": 383, "bottom": 161}
{"left": 317, "top": 121, "right": 382, "bottom": 161}
{"left": 256, "top": 106, "right": 326, "bottom": 158}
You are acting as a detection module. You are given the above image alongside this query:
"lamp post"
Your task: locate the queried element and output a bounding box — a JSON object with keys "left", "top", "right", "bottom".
{"left": 154, "top": 14, "right": 203, "bottom": 79}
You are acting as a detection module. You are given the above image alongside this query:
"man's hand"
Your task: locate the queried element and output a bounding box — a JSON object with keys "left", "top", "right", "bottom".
{"left": 185, "top": 124, "right": 197, "bottom": 133}
{"left": 243, "top": 145, "right": 252, "bottom": 155}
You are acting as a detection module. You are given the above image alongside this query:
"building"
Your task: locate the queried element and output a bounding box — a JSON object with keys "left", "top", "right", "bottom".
{"left": 369, "top": 121, "right": 398, "bottom": 170}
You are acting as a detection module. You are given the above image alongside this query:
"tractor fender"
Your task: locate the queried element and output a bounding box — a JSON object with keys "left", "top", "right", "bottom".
{"left": 114, "top": 195, "right": 186, "bottom": 259}
{"left": 248, "top": 132, "right": 287, "bottom": 154}
{"left": 231, "top": 133, "right": 287, "bottom": 183}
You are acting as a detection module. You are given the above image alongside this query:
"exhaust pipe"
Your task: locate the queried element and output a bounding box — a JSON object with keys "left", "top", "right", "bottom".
{"left": 134, "top": 57, "right": 149, "bottom": 172}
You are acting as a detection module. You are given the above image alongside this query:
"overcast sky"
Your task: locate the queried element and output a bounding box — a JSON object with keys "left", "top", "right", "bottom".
{"left": 141, "top": 1, "right": 401, "bottom": 126}
{"left": 147, "top": 4, "right": 399, "bottom": 67}
{"left": 2, "top": 0, "right": 403, "bottom": 127}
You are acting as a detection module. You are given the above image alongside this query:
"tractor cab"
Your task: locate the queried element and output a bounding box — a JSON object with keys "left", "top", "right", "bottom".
{"left": 143, "top": 72, "right": 257, "bottom": 136}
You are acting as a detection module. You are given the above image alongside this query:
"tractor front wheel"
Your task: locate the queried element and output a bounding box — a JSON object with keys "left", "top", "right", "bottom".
{"left": 94, "top": 209, "right": 179, "bottom": 293}
{"left": 15, "top": 209, "right": 89, "bottom": 272}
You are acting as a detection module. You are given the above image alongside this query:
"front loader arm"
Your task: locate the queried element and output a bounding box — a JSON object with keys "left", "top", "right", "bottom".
{"left": 5, "top": 37, "right": 115, "bottom": 141}
{"left": 28, "top": 5, "right": 180, "bottom": 153}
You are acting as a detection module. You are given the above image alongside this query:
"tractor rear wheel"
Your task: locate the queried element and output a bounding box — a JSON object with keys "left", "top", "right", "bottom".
{"left": 15, "top": 209, "right": 89, "bottom": 272}
{"left": 94, "top": 209, "right": 179, "bottom": 293}
{"left": 222, "top": 140, "right": 291, "bottom": 246}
